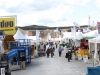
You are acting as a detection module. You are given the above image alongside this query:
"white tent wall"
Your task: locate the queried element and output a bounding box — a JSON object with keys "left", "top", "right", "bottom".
{"left": 26, "top": 36, "right": 36, "bottom": 42}
{"left": 89, "top": 43, "right": 95, "bottom": 52}
{"left": 89, "top": 42, "right": 100, "bottom": 65}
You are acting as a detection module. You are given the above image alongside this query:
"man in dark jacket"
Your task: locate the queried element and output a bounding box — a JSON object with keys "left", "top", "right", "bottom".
{"left": 46, "top": 48, "right": 50, "bottom": 58}
{"left": 20, "top": 54, "right": 26, "bottom": 70}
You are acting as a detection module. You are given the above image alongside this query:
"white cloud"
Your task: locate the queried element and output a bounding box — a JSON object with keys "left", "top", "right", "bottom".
{"left": 0, "top": 0, "right": 90, "bottom": 27}
{"left": 65, "top": 0, "right": 90, "bottom": 5}
{"left": 81, "top": 18, "right": 89, "bottom": 25}
{"left": 95, "top": 0, "right": 100, "bottom": 7}
{"left": 0, "top": 9, "right": 12, "bottom": 16}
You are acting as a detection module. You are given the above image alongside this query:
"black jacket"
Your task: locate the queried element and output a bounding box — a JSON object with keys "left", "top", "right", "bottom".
{"left": 20, "top": 56, "right": 26, "bottom": 61}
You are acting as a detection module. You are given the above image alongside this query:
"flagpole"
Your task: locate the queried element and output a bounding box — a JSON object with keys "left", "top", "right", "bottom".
{"left": 88, "top": 16, "right": 90, "bottom": 28}
{"left": 74, "top": 26, "right": 76, "bottom": 46}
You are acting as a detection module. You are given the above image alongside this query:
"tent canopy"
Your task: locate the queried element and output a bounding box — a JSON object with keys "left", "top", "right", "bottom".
{"left": 14, "top": 28, "right": 28, "bottom": 39}
{"left": 89, "top": 35, "right": 100, "bottom": 43}
{"left": 75, "top": 32, "right": 83, "bottom": 40}
{"left": 63, "top": 32, "right": 83, "bottom": 40}
{"left": 83, "top": 30, "right": 98, "bottom": 37}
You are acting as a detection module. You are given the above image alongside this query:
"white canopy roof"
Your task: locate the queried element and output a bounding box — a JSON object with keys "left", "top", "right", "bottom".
{"left": 14, "top": 28, "right": 28, "bottom": 39}
{"left": 75, "top": 32, "right": 83, "bottom": 40}
{"left": 89, "top": 35, "right": 100, "bottom": 43}
{"left": 83, "top": 30, "right": 98, "bottom": 37}
{"left": 63, "top": 32, "right": 83, "bottom": 40}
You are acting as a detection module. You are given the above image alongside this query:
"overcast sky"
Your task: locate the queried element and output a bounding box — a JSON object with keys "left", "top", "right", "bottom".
{"left": 0, "top": 0, "right": 100, "bottom": 27}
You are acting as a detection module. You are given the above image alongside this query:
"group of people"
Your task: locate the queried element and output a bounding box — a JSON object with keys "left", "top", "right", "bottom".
{"left": 45, "top": 42, "right": 73, "bottom": 62}
{"left": 46, "top": 44, "right": 56, "bottom": 58}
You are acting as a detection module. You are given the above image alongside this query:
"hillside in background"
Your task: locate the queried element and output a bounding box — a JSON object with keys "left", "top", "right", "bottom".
{"left": 18, "top": 25, "right": 48, "bottom": 28}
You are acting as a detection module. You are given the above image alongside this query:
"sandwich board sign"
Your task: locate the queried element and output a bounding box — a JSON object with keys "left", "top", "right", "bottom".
{"left": 77, "top": 54, "right": 82, "bottom": 60}
{"left": 83, "top": 55, "right": 88, "bottom": 63}
{"left": 1, "top": 68, "right": 5, "bottom": 75}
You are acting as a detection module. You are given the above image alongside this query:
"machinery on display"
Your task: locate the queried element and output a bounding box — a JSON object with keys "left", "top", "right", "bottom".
{"left": 0, "top": 35, "right": 36, "bottom": 73}
{"left": 75, "top": 39, "right": 90, "bottom": 59}
{"left": 38, "top": 42, "right": 46, "bottom": 56}
{"left": 3, "top": 39, "right": 32, "bottom": 66}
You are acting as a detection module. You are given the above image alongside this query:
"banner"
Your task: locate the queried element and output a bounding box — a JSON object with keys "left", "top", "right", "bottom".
{"left": 0, "top": 16, "right": 16, "bottom": 35}
{"left": 71, "top": 26, "right": 76, "bottom": 37}
{"left": 73, "top": 21, "right": 80, "bottom": 28}
{"left": 97, "top": 21, "right": 100, "bottom": 34}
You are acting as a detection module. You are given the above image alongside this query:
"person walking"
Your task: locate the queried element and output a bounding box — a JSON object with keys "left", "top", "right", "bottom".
{"left": 46, "top": 48, "right": 50, "bottom": 58}
{"left": 20, "top": 54, "right": 26, "bottom": 70}
{"left": 50, "top": 47, "right": 54, "bottom": 58}
{"left": 58, "top": 46, "right": 63, "bottom": 57}
{"left": 67, "top": 50, "right": 72, "bottom": 62}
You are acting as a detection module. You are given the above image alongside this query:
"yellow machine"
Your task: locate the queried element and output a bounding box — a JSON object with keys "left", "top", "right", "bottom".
{"left": 3, "top": 35, "right": 15, "bottom": 53}
{"left": 75, "top": 49, "right": 90, "bottom": 59}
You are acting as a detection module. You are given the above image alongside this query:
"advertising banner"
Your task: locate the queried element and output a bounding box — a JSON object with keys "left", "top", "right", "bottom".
{"left": 97, "top": 21, "right": 100, "bottom": 34}
{"left": 0, "top": 16, "right": 16, "bottom": 35}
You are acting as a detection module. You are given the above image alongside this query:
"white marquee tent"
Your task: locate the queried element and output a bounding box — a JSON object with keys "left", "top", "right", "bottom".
{"left": 63, "top": 32, "right": 84, "bottom": 46}
{"left": 83, "top": 30, "right": 98, "bottom": 37}
{"left": 63, "top": 32, "right": 83, "bottom": 40}
{"left": 14, "top": 28, "right": 28, "bottom": 39}
{"left": 13, "top": 29, "right": 34, "bottom": 45}
{"left": 89, "top": 35, "right": 100, "bottom": 60}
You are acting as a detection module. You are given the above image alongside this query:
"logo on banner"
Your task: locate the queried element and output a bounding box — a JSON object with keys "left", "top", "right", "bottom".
{"left": 0, "top": 16, "right": 16, "bottom": 35}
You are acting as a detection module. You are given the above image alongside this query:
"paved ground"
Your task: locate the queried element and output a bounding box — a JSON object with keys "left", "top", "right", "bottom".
{"left": 12, "top": 49, "right": 93, "bottom": 75}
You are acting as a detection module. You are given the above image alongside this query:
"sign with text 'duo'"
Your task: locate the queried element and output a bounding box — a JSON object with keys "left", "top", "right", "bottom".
{"left": 0, "top": 16, "right": 16, "bottom": 35}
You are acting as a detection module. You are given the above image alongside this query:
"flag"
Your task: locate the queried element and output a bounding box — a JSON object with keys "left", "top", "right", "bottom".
{"left": 97, "top": 21, "right": 100, "bottom": 26}
{"left": 36, "top": 30, "right": 40, "bottom": 37}
{"left": 88, "top": 16, "right": 90, "bottom": 26}
{"left": 73, "top": 21, "right": 80, "bottom": 28}
{"left": 56, "top": 27, "right": 61, "bottom": 32}
{"left": 97, "top": 21, "right": 100, "bottom": 34}
{"left": 71, "top": 26, "right": 76, "bottom": 36}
